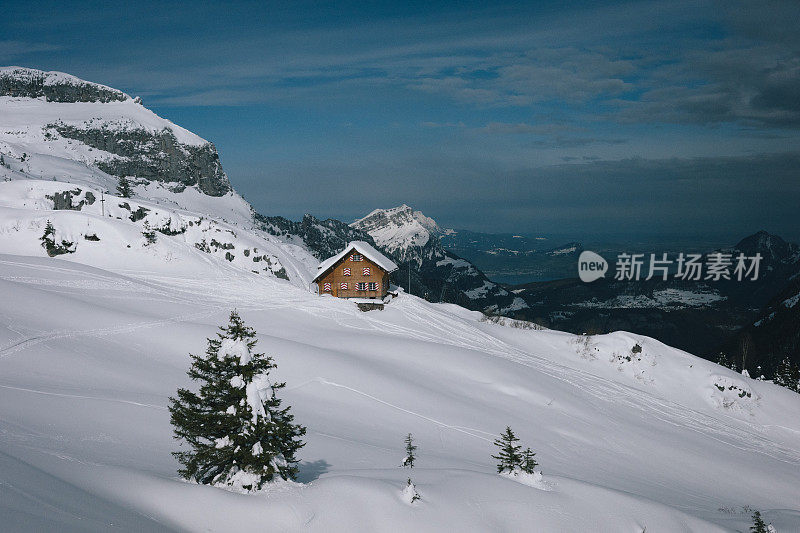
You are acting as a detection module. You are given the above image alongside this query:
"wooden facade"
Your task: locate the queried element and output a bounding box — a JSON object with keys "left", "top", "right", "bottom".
{"left": 315, "top": 250, "right": 391, "bottom": 299}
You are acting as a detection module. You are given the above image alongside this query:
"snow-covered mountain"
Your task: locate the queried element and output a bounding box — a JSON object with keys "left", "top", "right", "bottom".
{"left": 1, "top": 66, "right": 231, "bottom": 197}
{"left": 1, "top": 68, "right": 799, "bottom": 532}
{"left": 351, "top": 204, "right": 442, "bottom": 265}
{"left": 0, "top": 66, "right": 319, "bottom": 285}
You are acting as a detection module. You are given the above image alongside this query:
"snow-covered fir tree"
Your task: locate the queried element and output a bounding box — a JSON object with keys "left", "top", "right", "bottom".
{"left": 774, "top": 356, "right": 799, "bottom": 392}
{"left": 492, "top": 426, "right": 522, "bottom": 474}
{"left": 402, "top": 477, "right": 421, "bottom": 504}
{"left": 169, "top": 311, "right": 306, "bottom": 491}
{"left": 142, "top": 221, "right": 157, "bottom": 246}
{"left": 116, "top": 175, "right": 132, "bottom": 198}
{"left": 402, "top": 433, "right": 417, "bottom": 468}
{"left": 40, "top": 220, "right": 55, "bottom": 251}
{"left": 750, "top": 510, "right": 767, "bottom": 533}
{"left": 40, "top": 220, "right": 74, "bottom": 256}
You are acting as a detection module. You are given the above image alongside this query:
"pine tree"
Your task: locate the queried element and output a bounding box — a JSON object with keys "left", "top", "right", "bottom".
{"left": 40, "top": 220, "right": 74, "bottom": 256}
{"left": 142, "top": 221, "right": 157, "bottom": 245}
{"left": 168, "top": 311, "right": 306, "bottom": 491}
{"left": 402, "top": 433, "right": 417, "bottom": 468}
{"left": 40, "top": 220, "right": 56, "bottom": 250}
{"left": 773, "top": 356, "right": 799, "bottom": 392}
{"left": 492, "top": 426, "right": 522, "bottom": 474}
{"left": 750, "top": 510, "right": 767, "bottom": 533}
{"left": 716, "top": 351, "right": 729, "bottom": 369}
{"left": 794, "top": 363, "right": 800, "bottom": 393}
{"left": 521, "top": 447, "right": 538, "bottom": 474}
{"left": 774, "top": 356, "right": 791, "bottom": 387}
{"left": 116, "top": 176, "right": 132, "bottom": 198}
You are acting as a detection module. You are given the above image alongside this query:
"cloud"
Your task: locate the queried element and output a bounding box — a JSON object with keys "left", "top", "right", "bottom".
{"left": 406, "top": 46, "right": 637, "bottom": 107}
{"left": 420, "top": 121, "right": 465, "bottom": 129}
{"left": 616, "top": 42, "right": 800, "bottom": 128}
{"left": 476, "top": 122, "right": 538, "bottom": 134}
{"left": 0, "top": 40, "right": 62, "bottom": 60}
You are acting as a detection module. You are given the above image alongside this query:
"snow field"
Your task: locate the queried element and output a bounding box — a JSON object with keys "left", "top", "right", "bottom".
{"left": 0, "top": 254, "right": 798, "bottom": 531}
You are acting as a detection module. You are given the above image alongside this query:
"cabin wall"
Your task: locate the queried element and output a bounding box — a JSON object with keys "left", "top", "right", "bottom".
{"left": 316, "top": 253, "right": 389, "bottom": 298}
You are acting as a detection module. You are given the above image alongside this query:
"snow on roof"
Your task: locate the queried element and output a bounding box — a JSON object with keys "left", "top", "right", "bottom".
{"left": 313, "top": 241, "right": 398, "bottom": 281}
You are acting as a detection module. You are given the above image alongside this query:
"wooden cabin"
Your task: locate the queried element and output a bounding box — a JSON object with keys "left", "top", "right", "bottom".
{"left": 312, "top": 241, "right": 398, "bottom": 300}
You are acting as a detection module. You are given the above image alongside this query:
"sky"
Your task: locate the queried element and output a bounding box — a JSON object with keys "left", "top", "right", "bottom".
{"left": 2, "top": 0, "right": 799, "bottom": 244}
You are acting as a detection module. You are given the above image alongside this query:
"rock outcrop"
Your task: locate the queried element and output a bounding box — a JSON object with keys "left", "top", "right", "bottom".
{"left": 52, "top": 123, "right": 230, "bottom": 196}
{"left": 0, "top": 66, "right": 128, "bottom": 103}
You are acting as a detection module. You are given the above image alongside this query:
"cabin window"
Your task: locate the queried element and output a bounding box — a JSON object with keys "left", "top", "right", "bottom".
{"left": 368, "top": 282, "right": 378, "bottom": 291}
{"left": 363, "top": 267, "right": 371, "bottom": 276}
{"left": 323, "top": 282, "right": 331, "bottom": 292}
{"left": 351, "top": 254, "right": 363, "bottom": 262}
{"left": 356, "top": 282, "right": 367, "bottom": 291}
{"left": 340, "top": 282, "right": 348, "bottom": 290}
{"left": 343, "top": 267, "right": 351, "bottom": 276}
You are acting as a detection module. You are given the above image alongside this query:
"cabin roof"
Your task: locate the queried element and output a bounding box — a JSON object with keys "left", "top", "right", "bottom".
{"left": 312, "top": 241, "right": 398, "bottom": 282}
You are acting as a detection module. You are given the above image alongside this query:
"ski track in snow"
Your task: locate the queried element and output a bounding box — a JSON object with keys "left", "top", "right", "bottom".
{"left": 0, "top": 307, "right": 222, "bottom": 359}
{"left": 0, "top": 384, "right": 167, "bottom": 410}
{"left": 289, "top": 377, "right": 494, "bottom": 443}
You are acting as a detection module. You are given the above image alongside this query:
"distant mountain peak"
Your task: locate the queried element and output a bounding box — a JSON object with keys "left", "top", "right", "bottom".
{"left": 357, "top": 204, "right": 441, "bottom": 233}
{"left": 735, "top": 231, "right": 797, "bottom": 263}
{"left": 351, "top": 205, "right": 443, "bottom": 261}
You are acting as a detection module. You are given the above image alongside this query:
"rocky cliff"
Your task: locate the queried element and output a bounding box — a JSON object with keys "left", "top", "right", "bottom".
{"left": 0, "top": 66, "right": 231, "bottom": 197}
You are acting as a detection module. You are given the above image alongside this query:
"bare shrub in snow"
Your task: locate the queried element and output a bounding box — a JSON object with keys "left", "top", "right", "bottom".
{"left": 572, "top": 333, "right": 598, "bottom": 359}
{"left": 481, "top": 314, "right": 544, "bottom": 330}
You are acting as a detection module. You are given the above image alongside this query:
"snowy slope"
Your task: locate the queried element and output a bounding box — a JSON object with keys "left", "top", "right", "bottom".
{"left": 0, "top": 179, "right": 318, "bottom": 286}
{"left": 1, "top": 251, "right": 800, "bottom": 531}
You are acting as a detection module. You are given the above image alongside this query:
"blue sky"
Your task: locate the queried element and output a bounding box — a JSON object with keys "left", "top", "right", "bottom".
{"left": 3, "top": 0, "right": 799, "bottom": 243}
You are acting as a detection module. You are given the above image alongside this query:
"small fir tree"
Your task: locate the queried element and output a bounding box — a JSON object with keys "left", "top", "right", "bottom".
{"left": 40, "top": 220, "right": 56, "bottom": 250}
{"left": 716, "top": 351, "right": 730, "bottom": 369}
{"left": 168, "top": 311, "right": 306, "bottom": 491}
{"left": 492, "top": 426, "right": 522, "bottom": 474}
{"left": 404, "top": 478, "right": 421, "bottom": 503}
{"left": 774, "top": 356, "right": 799, "bottom": 392}
{"left": 116, "top": 176, "right": 132, "bottom": 198}
{"left": 40, "top": 220, "right": 74, "bottom": 256}
{"left": 402, "top": 433, "right": 417, "bottom": 468}
{"left": 521, "top": 447, "right": 538, "bottom": 474}
{"left": 794, "top": 363, "right": 800, "bottom": 393}
{"left": 750, "top": 510, "right": 767, "bottom": 533}
{"left": 142, "top": 221, "right": 157, "bottom": 245}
